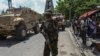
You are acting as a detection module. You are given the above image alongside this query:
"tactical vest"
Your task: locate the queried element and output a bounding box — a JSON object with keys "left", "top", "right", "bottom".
{"left": 42, "top": 19, "right": 58, "bottom": 41}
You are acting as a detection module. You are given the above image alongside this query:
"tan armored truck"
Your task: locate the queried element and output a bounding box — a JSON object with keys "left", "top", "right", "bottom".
{"left": 0, "top": 7, "right": 40, "bottom": 40}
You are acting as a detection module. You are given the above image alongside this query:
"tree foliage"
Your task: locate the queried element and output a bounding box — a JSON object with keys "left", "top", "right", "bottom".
{"left": 55, "top": 0, "right": 100, "bottom": 19}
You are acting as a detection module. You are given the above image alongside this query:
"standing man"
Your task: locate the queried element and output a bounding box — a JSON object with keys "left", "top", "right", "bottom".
{"left": 80, "top": 17, "right": 88, "bottom": 48}
{"left": 40, "top": 9, "right": 58, "bottom": 56}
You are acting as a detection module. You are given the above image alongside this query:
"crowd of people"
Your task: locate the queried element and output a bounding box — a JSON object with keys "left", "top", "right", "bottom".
{"left": 72, "top": 16, "right": 100, "bottom": 48}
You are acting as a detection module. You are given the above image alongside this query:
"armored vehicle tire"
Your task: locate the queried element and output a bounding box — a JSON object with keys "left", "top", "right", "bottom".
{"left": 62, "top": 25, "right": 65, "bottom": 31}
{"left": 0, "top": 35, "right": 7, "bottom": 40}
{"left": 15, "top": 25, "right": 27, "bottom": 40}
{"left": 33, "top": 26, "right": 39, "bottom": 34}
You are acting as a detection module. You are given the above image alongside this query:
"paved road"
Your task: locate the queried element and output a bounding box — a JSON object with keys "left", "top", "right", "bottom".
{"left": 58, "top": 28, "right": 81, "bottom": 56}
{"left": 0, "top": 28, "right": 81, "bottom": 56}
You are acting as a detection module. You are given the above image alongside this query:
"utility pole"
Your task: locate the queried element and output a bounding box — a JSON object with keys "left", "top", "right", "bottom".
{"left": 69, "top": 0, "right": 72, "bottom": 20}
{"left": 45, "top": 0, "right": 54, "bottom": 12}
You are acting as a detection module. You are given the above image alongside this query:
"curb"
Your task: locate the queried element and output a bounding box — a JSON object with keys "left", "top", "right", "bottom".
{"left": 69, "top": 27, "right": 96, "bottom": 56}
{"left": 68, "top": 27, "right": 87, "bottom": 56}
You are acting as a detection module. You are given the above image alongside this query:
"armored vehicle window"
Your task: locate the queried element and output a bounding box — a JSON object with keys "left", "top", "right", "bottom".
{"left": 6, "top": 10, "right": 13, "bottom": 14}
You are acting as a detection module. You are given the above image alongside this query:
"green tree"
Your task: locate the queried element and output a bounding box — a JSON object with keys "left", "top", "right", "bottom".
{"left": 56, "top": 0, "right": 100, "bottom": 19}
{"left": 55, "top": 0, "right": 68, "bottom": 19}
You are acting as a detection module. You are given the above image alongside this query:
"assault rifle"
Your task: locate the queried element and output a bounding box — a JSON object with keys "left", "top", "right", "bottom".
{"left": 41, "top": 32, "right": 53, "bottom": 53}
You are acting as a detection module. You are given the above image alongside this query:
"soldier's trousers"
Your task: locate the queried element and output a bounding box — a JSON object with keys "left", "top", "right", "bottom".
{"left": 43, "top": 40, "right": 58, "bottom": 56}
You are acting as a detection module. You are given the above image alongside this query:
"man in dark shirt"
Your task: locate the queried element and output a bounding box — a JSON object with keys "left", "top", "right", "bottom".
{"left": 40, "top": 9, "right": 58, "bottom": 56}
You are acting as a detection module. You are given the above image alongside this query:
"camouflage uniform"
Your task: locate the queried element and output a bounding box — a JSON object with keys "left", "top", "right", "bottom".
{"left": 40, "top": 10, "right": 58, "bottom": 56}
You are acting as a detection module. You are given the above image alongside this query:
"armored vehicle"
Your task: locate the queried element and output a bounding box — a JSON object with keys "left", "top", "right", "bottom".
{"left": 53, "top": 13, "right": 66, "bottom": 31}
{"left": 0, "top": 7, "right": 40, "bottom": 40}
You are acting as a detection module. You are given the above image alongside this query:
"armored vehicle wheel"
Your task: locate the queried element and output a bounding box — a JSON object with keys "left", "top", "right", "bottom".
{"left": 0, "top": 35, "right": 7, "bottom": 40}
{"left": 33, "top": 26, "right": 39, "bottom": 34}
{"left": 15, "top": 25, "right": 27, "bottom": 40}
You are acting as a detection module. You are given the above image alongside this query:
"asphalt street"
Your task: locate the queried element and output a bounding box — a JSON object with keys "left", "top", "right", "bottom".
{"left": 0, "top": 28, "right": 83, "bottom": 56}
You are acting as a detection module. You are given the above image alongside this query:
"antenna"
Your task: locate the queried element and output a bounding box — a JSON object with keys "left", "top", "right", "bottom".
{"left": 8, "top": 0, "right": 12, "bottom": 9}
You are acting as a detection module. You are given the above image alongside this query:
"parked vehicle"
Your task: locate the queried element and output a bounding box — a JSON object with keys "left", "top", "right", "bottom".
{"left": 53, "top": 13, "right": 66, "bottom": 31}
{"left": 0, "top": 7, "right": 40, "bottom": 40}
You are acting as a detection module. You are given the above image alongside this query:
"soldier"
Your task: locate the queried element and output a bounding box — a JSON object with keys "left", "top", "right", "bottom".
{"left": 40, "top": 9, "right": 58, "bottom": 56}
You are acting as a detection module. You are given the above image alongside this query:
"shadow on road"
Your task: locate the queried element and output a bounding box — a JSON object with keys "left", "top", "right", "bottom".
{"left": 0, "top": 33, "right": 37, "bottom": 48}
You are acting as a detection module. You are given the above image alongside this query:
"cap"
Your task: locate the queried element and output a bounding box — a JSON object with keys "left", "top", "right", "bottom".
{"left": 44, "top": 9, "right": 52, "bottom": 15}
